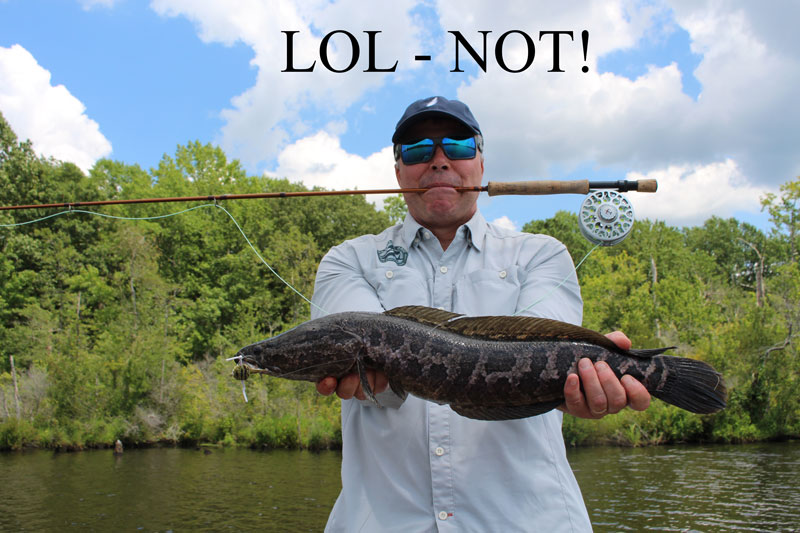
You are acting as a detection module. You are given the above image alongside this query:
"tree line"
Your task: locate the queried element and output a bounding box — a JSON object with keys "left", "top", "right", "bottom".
{"left": 0, "top": 112, "right": 797, "bottom": 450}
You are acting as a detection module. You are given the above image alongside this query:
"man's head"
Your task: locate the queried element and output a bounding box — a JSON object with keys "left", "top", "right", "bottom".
{"left": 393, "top": 97, "right": 484, "bottom": 237}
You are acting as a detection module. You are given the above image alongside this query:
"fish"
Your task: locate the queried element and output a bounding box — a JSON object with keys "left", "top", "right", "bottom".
{"left": 232, "top": 305, "right": 727, "bottom": 420}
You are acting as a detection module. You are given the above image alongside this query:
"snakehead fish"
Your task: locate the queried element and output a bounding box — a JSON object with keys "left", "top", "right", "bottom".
{"left": 233, "top": 306, "right": 726, "bottom": 420}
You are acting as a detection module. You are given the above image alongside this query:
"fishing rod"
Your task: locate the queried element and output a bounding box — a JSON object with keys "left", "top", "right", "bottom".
{"left": 0, "top": 178, "right": 657, "bottom": 211}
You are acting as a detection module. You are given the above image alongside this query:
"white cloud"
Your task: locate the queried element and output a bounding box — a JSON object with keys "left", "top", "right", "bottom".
{"left": 434, "top": 0, "right": 799, "bottom": 225}
{"left": 627, "top": 159, "right": 771, "bottom": 226}
{"left": 271, "top": 130, "right": 397, "bottom": 206}
{"left": 0, "top": 45, "right": 111, "bottom": 173}
{"left": 152, "top": 0, "right": 799, "bottom": 226}
{"left": 151, "top": 0, "right": 423, "bottom": 169}
{"left": 490, "top": 215, "right": 518, "bottom": 232}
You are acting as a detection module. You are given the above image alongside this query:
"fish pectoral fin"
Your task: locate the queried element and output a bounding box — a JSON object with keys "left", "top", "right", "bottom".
{"left": 356, "top": 357, "right": 381, "bottom": 407}
{"left": 388, "top": 377, "right": 408, "bottom": 401}
{"left": 450, "top": 400, "right": 562, "bottom": 421}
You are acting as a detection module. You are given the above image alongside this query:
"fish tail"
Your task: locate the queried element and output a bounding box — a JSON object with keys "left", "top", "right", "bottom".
{"left": 650, "top": 356, "right": 727, "bottom": 414}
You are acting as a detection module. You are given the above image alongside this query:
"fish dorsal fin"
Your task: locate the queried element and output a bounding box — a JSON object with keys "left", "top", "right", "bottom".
{"left": 442, "top": 315, "right": 620, "bottom": 351}
{"left": 384, "top": 305, "right": 462, "bottom": 327}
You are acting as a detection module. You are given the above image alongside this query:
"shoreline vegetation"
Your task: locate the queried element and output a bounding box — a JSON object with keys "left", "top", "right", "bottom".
{"left": 2, "top": 113, "right": 799, "bottom": 452}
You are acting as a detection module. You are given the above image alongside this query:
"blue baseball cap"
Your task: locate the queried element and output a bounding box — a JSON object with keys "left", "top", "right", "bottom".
{"left": 392, "top": 96, "right": 482, "bottom": 143}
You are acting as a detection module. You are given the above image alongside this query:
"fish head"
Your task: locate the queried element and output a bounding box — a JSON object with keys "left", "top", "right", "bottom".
{"left": 234, "top": 317, "right": 362, "bottom": 381}
{"left": 235, "top": 341, "right": 288, "bottom": 377}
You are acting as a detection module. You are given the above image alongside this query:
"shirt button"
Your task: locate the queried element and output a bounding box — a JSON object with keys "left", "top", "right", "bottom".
{"left": 440, "top": 266, "right": 448, "bottom": 274}
{"left": 499, "top": 270, "right": 507, "bottom": 279}
{"left": 438, "top": 511, "right": 448, "bottom": 521}
{"left": 435, "top": 447, "right": 445, "bottom": 456}
{"left": 423, "top": 232, "right": 431, "bottom": 240}
{"left": 385, "top": 270, "right": 394, "bottom": 279}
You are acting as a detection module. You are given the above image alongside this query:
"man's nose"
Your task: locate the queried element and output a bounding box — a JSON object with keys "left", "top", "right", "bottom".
{"left": 430, "top": 145, "right": 450, "bottom": 169}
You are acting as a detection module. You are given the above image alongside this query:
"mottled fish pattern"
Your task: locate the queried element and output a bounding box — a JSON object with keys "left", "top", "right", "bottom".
{"left": 233, "top": 306, "right": 727, "bottom": 420}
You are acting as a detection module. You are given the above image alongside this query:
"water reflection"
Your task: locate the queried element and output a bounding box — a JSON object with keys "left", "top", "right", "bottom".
{"left": 1, "top": 442, "right": 798, "bottom": 531}
{"left": 569, "top": 442, "right": 800, "bottom": 532}
{"left": 0, "top": 448, "right": 341, "bottom": 532}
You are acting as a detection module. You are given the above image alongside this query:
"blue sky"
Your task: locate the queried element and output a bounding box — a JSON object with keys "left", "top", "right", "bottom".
{"left": 2, "top": 0, "right": 798, "bottom": 232}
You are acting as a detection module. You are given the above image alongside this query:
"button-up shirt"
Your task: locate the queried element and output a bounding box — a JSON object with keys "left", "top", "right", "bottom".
{"left": 311, "top": 211, "right": 591, "bottom": 532}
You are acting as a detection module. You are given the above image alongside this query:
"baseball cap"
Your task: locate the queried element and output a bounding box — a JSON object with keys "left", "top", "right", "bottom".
{"left": 392, "top": 96, "right": 482, "bottom": 143}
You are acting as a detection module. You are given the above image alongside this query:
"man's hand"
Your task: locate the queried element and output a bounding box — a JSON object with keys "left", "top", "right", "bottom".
{"left": 559, "top": 331, "right": 651, "bottom": 419}
{"left": 316, "top": 369, "right": 388, "bottom": 401}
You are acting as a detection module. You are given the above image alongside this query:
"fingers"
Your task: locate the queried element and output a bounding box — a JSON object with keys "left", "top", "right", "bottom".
{"left": 316, "top": 371, "right": 390, "bottom": 401}
{"left": 622, "top": 375, "right": 651, "bottom": 411}
{"left": 561, "top": 358, "right": 636, "bottom": 419}
{"left": 338, "top": 374, "right": 362, "bottom": 400}
{"left": 605, "top": 330, "right": 632, "bottom": 350}
{"left": 561, "top": 373, "right": 585, "bottom": 415}
{"left": 316, "top": 376, "right": 338, "bottom": 396}
{"left": 578, "top": 358, "right": 626, "bottom": 417}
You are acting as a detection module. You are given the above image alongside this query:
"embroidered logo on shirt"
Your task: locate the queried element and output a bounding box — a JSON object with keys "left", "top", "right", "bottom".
{"left": 377, "top": 240, "right": 408, "bottom": 266}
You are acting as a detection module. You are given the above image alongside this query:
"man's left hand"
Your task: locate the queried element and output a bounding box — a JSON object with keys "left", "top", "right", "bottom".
{"left": 559, "top": 331, "right": 651, "bottom": 419}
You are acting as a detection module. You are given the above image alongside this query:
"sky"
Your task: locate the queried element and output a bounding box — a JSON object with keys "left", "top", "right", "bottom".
{"left": 1, "top": 0, "right": 797, "bottom": 233}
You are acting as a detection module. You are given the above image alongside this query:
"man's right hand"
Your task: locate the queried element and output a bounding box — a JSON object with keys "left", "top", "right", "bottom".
{"left": 316, "top": 370, "right": 389, "bottom": 401}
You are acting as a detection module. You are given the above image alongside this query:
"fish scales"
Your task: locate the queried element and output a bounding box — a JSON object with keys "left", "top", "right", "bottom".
{"left": 234, "top": 306, "right": 727, "bottom": 420}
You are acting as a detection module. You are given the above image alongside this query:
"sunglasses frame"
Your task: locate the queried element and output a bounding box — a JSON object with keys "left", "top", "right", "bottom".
{"left": 395, "top": 135, "right": 483, "bottom": 165}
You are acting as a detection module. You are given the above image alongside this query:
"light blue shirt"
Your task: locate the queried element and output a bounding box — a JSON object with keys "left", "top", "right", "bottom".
{"left": 311, "top": 211, "right": 591, "bottom": 532}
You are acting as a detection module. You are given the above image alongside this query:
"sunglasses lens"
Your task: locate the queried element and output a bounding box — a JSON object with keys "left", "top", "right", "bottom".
{"left": 401, "top": 139, "right": 435, "bottom": 164}
{"left": 441, "top": 137, "right": 476, "bottom": 160}
{"left": 400, "top": 137, "right": 477, "bottom": 165}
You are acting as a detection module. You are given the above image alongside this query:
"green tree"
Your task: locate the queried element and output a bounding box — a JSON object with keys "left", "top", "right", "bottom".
{"left": 761, "top": 176, "right": 799, "bottom": 263}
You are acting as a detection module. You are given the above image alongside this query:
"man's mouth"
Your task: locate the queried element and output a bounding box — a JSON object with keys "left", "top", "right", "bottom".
{"left": 423, "top": 183, "right": 458, "bottom": 190}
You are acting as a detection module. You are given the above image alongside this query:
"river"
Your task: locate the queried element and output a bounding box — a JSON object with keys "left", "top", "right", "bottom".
{"left": 1, "top": 442, "right": 797, "bottom": 532}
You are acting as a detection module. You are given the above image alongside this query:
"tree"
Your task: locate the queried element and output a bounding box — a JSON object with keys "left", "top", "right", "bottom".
{"left": 761, "top": 176, "right": 799, "bottom": 264}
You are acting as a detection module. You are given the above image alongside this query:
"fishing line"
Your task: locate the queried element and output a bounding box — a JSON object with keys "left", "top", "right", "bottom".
{"left": 0, "top": 203, "right": 329, "bottom": 315}
{"left": 212, "top": 204, "right": 328, "bottom": 315}
{"left": 512, "top": 243, "right": 600, "bottom": 316}
{"left": 2, "top": 203, "right": 598, "bottom": 319}
{"left": 3, "top": 201, "right": 604, "bottom": 406}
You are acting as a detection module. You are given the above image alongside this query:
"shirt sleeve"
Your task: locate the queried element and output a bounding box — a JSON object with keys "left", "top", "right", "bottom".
{"left": 514, "top": 235, "right": 583, "bottom": 326}
{"left": 311, "top": 240, "right": 384, "bottom": 319}
{"left": 311, "top": 240, "right": 406, "bottom": 409}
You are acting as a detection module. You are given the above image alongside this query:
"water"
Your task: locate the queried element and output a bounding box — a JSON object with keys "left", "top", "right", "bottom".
{"left": 570, "top": 442, "right": 800, "bottom": 532}
{"left": 1, "top": 442, "right": 798, "bottom": 532}
{"left": 0, "top": 448, "right": 341, "bottom": 532}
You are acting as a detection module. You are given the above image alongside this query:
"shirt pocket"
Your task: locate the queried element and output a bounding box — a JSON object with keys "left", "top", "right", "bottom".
{"left": 453, "top": 267, "right": 521, "bottom": 315}
{"left": 366, "top": 267, "right": 431, "bottom": 310}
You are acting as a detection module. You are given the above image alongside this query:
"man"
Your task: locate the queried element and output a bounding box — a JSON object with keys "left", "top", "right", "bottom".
{"left": 312, "top": 96, "right": 650, "bottom": 532}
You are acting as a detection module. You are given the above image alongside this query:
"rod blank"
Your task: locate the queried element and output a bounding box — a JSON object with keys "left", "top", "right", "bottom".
{"left": 0, "top": 179, "right": 657, "bottom": 211}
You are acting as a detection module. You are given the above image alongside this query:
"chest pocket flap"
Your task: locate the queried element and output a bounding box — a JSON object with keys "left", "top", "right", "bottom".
{"left": 453, "top": 267, "right": 521, "bottom": 315}
{"left": 365, "top": 267, "right": 431, "bottom": 309}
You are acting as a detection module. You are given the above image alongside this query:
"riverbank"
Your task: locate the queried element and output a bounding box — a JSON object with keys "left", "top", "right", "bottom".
{"left": 4, "top": 397, "right": 797, "bottom": 453}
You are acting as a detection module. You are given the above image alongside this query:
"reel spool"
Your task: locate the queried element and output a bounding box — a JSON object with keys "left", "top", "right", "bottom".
{"left": 578, "top": 190, "right": 634, "bottom": 246}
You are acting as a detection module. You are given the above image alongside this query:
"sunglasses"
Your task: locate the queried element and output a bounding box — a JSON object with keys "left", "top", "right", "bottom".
{"left": 398, "top": 136, "right": 478, "bottom": 165}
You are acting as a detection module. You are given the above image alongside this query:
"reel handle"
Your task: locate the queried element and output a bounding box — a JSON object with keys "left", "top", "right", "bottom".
{"left": 486, "top": 179, "right": 658, "bottom": 196}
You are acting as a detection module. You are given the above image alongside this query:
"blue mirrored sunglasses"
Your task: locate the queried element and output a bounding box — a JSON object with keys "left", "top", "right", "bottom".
{"left": 399, "top": 136, "right": 478, "bottom": 165}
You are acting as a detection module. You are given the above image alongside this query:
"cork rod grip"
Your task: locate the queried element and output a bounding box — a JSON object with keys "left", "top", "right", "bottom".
{"left": 487, "top": 180, "right": 590, "bottom": 196}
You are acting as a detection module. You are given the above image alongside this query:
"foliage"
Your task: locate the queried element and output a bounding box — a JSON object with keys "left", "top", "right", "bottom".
{"left": 0, "top": 115, "right": 797, "bottom": 450}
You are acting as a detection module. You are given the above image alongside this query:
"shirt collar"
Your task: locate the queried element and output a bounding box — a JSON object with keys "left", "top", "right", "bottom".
{"left": 401, "top": 210, "right": 486, "bottom": 252}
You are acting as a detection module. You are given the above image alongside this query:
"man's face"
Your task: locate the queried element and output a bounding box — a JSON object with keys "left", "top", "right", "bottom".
{"left": 394, "top": 118, "right": 484, "bottom": 231}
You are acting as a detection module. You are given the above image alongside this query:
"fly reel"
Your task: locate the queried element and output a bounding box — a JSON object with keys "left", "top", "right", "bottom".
{"left": 578, "top": 190, "right": 634, "bottom": 246}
